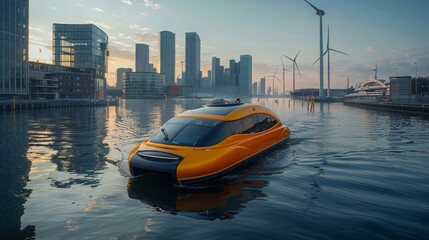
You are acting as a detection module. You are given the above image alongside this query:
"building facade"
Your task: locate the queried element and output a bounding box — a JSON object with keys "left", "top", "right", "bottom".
{"left": 123, "top": 72, "right": 165, "bottom": 99}
{"left": 53, "top": 23, "right": 109, "bottom": 77}
{"left": 136, "top": 43, "right": 150, "bottom": 72}
{"left": 211, "top": 57, "right": 222, "bottom": 87}
{"left": 259, "top": 77, "right": 266, "bottom": 96}
{"left": 52, "top": 23, "right": 108, "bottom": 99}
{"left": 0, "top": 0, "right": 29, "bottom": 98}
{"left": 252, "top": 82, "right": 258, "bottom": 95}
{"left": 29, "top": 61, "right": 102, "bottom": 99}
{"left": 185, "top": 32, "right": 201, "bottom": 90}
{"left": 116, "top": 68, "right": 132, "bottom": 89}
{"left": 239, "top": 55, "right": 252, "bottom": 96}
{"left": 158, "top": 31, "right": 175, "bottom": 85}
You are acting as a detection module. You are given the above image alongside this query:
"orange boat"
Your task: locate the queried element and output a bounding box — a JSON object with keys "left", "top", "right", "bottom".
{"left": 128, "top": 99, "right": 291, "bottom": 185}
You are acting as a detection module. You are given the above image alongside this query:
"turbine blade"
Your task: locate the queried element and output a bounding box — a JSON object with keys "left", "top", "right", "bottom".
{"left": 304, "top": 0, "right": 320, "bottom": 12}
{"left": 273, "top": 69, "right": 278, "bottom": 77}
{"left": 313, "top": 58, "right": 320, "bottom": 65}
{"left": 327, "top": 25, "right": 330, "bottom": 49}
{"left": 275, "top": 75, "right": 281, "bottom": 81}
{"left": 284, "top": 54, "right": 294, "bottom": 62}
{"left": 294, "top": 51, "right": 301, "bottom": 61}
{"left": 330, "top": 48, "right": 348, "bottom": 55}
{"left": 295, "top": 62, "right": 302, "bottom": 78}
{"left": 281, "top": 56, "right": 285, "bottom": 69}
{"left": 323, "top": 49, "right": 328, "bottom": 56}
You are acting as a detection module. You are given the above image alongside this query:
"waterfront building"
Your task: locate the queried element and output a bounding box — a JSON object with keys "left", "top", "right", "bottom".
{"left": 208, "top": 70, "right": 212, "bottom": 88}
{"left": 136, "top": 44, "right": 150, "bottom": 72}
{"left": 0, "top": 0, "right": 29, "bottom": 99}
{"left": 185, "top": 32, "right": 201, "bottom": 90}
{"left": 259, "top": 78, "right": 266, "bottom": 96}
{"left": 29, "top": 61, "right": 102, "bottom": 99}
{"left": 390, "top": 76, "right": 429, "bottom": 103}
{"left": 123, "top": 72, "right": 165, "bottom": 98}
{"left": 53, "top": 23, "right": 108, "bottom": 99}
{"left": 53, "top": 24, "right": 108, "bottom": 77}
{"left": 116, "top": 68, "right": 132, "bottom": 89}
{"left": 252, "top": 82, "right": 258, "bottom": 95}
{"left": 158, "top": 31, "right": 175, "bottom": 85}
{"left": 239, "top": 55, "right": 252, "bottom": 96}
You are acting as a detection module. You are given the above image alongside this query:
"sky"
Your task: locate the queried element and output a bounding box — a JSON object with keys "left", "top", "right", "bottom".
{"left": 29, "top": 0, "right": 429, "bottom": 91}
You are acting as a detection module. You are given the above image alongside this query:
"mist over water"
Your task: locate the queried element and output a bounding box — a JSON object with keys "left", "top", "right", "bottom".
{"left": 1, "top": 98, "right": 428, "bottom": 239}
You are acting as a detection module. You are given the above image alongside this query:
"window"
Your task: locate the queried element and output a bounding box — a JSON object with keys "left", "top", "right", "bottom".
{"left": 150, "top": 118, "right": 231, "bottom": 147}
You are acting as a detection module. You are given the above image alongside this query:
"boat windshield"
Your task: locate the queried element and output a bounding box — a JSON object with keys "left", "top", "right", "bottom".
{"left": 150, "top": 117, "right": 231, "bottom": 147}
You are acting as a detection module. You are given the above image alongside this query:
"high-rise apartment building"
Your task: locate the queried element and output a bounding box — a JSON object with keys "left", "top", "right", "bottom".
{"left": 53, "top": 23, "right": 109, "bottom": 99}
{"left": 252, "top": 82, "right": 258, "bottom": 95}
{"left": 239, "top": 55, "right": 252, "bottom": 96}
{"left": 185, "top": 32, "right": 201, "bottom": 89}
{"left": 0, "top": 0, "right": 29, "bottom": 98}
{"left": 158, "top": 31, "right": 175, "bottom": 85}
{"left": 136, "top": 43, "right": 150, "bottom": 72}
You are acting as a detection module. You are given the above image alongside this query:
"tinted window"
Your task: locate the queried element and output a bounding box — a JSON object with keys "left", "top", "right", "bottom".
{"left": 150, "top": 117, "right": 231, "bottom": 147}
{"left": 255, "top": 114, "right": 278, "bottom": 132}
{"left": 241, "top": 116, "right": 255, "bottom": 134}
{"left": 230, "top": 120, "right": 243, "bottom": 135}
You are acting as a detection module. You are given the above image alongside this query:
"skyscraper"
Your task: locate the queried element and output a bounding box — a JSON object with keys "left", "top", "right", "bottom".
{"left": 239, "top": 55, "right": 252, "bottom": 96}
{"left": 0, "top": 0, "right": 29, "bottom": 98}
{"left": 211, "top": 57, "right": 221, "bottom": 87}
{"left": 185, "top": 32, "right": 201, "bottom": 89}
{"left": 260, "top": 77, "right": 266, "bottom": 96}
{"left": 53, "top": 24, "right": 109, "bottom": 77}
{"left": 53, "top": 23, "right": 109, "bottom": 99}
{"left": 116, "top": 68, "right": 132, "bottom": 89}
{"left": 136, "top": 44, "right": 150, "bottom": 72}
{"left": 158, "top": 31, "right": 175, "bottom": 85}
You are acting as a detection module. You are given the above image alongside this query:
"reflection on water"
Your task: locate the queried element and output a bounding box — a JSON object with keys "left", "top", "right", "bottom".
{"left": 1, "top": 98, "right": 429, "bottom": 239}
{"left": 128, "top": 174, "right": 268, "bottom": 220}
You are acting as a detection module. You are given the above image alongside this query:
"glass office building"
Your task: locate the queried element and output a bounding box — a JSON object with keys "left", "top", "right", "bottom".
{"left": 53, "top": 24, "right": 109, "bottom": 78}
{"left": 0, "top": 0, "right": 29, "bottom": 98}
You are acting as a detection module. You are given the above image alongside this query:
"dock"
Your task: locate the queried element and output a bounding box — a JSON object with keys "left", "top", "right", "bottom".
{"left": 343, "top": 101, "right": 429, "bottom": 115}
{"left": 1, "top": 99, "right": 118, "bottom": 111}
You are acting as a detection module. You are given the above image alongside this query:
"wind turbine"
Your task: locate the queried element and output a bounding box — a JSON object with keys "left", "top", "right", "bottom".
{"left": 304, "top": 0, "right": 325, "bottom": 97}
{"left": 265, "top": 69, "right": 280, "bottom": 96}
{"left": 284, "top": 51, "right": 302, "bottom": 93}
{"left": 280, "top": 56, "right": 290, "bottom": 95}
{"left": 313, "top": 26, "right": 348, "bottom": 97}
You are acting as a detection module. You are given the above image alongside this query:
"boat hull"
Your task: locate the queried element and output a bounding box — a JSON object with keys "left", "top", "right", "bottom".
{"left": 128, "top": 124, "right": 290, "bottom": 185}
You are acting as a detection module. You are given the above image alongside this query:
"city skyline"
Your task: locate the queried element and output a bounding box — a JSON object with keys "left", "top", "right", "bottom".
{"left": 29, "top": 0, "right": 429, "bottom": 90}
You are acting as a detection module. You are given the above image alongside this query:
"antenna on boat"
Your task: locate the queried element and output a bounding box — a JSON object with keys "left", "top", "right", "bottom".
{"left": 372, "top": 62, "right": 378, "bottom": 80}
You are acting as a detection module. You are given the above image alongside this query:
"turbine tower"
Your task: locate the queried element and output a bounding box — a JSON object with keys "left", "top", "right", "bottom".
{"left": 313, "top": 26, "right": 348, "bottom": 97}
{"left": 304, "top": 0, "right": 325, "bottom": 97}
{"left": 265, "top": 69, "right": 280, "bottom": 96}
{"left": 280, "top": 56, "right": 290, "bottom": 96}
{"left": 284, "top": 51, "right": 302, "bottom": 93}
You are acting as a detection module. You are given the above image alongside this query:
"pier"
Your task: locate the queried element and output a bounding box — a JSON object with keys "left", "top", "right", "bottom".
{"left": 344, "top": 101, "right": 429, "bottom": 115}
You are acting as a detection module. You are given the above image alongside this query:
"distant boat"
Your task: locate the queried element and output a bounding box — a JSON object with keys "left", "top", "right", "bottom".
{"left": 344, "top": 64, "right": 388, "bottom": 103}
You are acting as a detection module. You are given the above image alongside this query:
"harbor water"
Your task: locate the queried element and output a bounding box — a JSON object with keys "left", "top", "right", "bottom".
{"left": 1, "top": 98, "right": 428, "bottom": 239}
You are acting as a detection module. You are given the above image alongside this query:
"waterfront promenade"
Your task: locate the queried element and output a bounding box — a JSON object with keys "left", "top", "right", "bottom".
{"left": 0, "top": 99, "right": 117, "bottom": 111}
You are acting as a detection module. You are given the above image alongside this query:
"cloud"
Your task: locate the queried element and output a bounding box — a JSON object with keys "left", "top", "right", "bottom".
{"left": 76, "top": 3, "right": 86, "bottom": 7}
{"left": 93, "top": 8, "right": 104, "bottom": 13}
{"left": 29, "top": 26, "right": 45, "bottom": 33}
{"left": 121, "top": 0, "right": 132, "bottom": 6}
{"left": 143, "top": 0, "right": 161, "bottom": 10}
{"left": 129, "top": 24, "right": 151, "bottom": 32}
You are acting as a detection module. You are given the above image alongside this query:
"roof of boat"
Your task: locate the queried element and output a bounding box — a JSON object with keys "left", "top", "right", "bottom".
{"left": 178, "top": 103, "right": 278, "bottom": 121}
